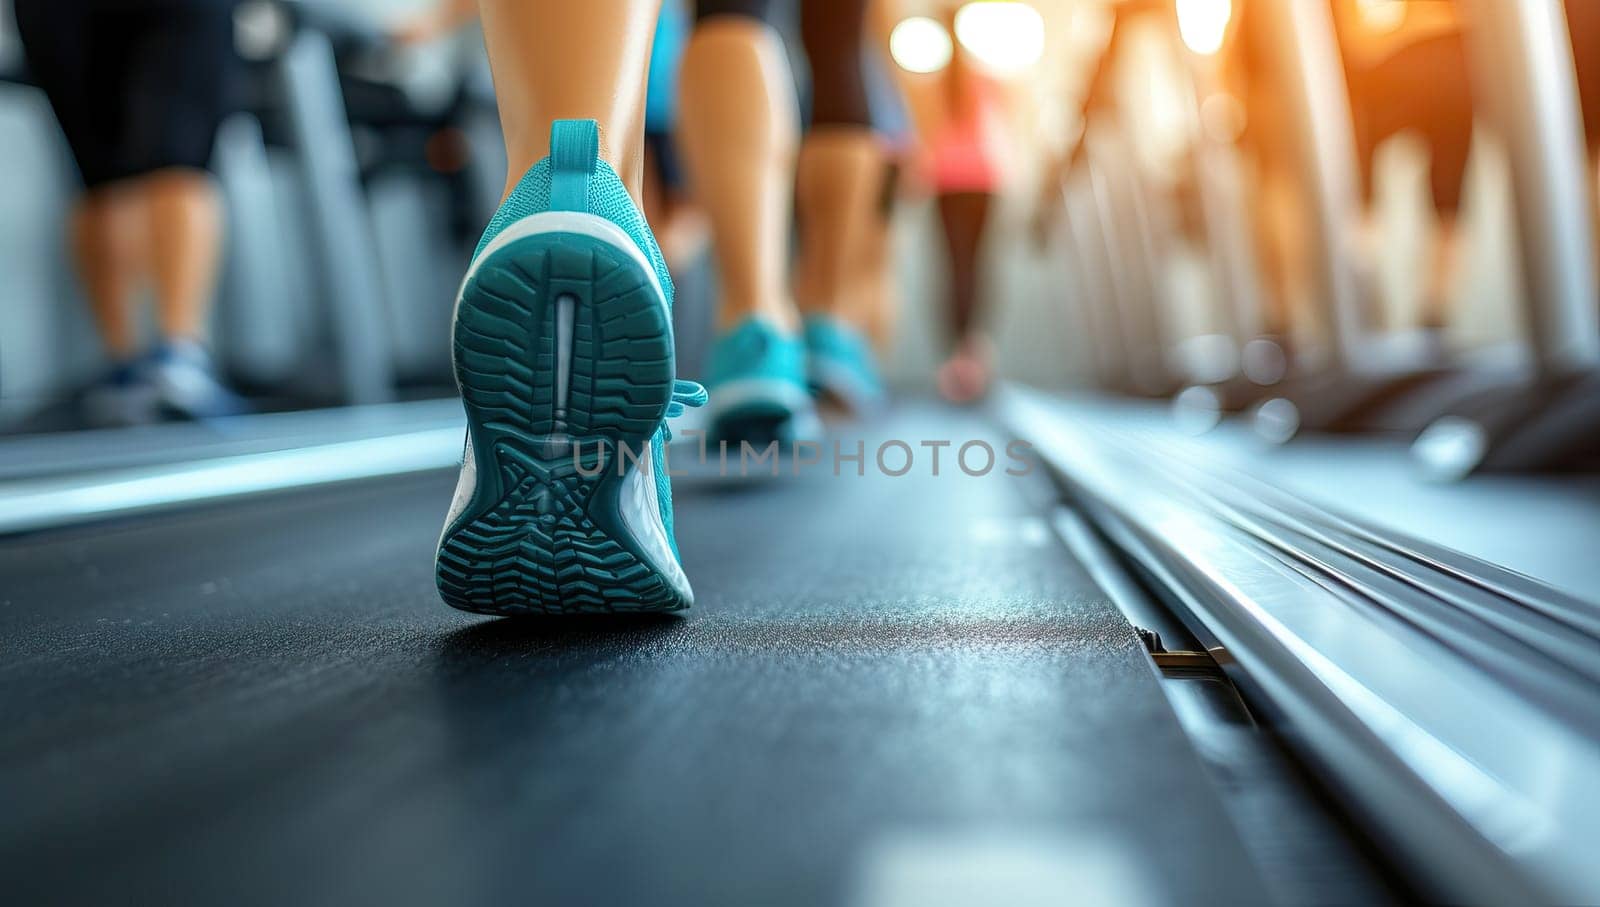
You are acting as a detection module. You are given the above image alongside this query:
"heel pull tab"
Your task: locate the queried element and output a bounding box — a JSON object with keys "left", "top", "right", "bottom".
{"left": 550, "top": 119, "right": 600, "bottom": 212}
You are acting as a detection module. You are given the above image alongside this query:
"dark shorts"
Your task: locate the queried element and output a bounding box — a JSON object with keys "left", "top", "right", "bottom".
{"left": 644, "top": 129, "right": 686, "bottom": 191}
{"left": 14, "top": 0, "right": 241, "bottom": 188}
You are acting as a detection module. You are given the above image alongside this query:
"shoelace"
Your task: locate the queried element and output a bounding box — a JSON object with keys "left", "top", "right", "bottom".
{"left": 663, "top": 379, "right": 709, "bottom": 442}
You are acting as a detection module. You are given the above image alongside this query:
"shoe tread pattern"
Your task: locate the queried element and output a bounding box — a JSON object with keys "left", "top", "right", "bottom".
{"left": 439, "top": 232, "right": 684, "bottom": 614}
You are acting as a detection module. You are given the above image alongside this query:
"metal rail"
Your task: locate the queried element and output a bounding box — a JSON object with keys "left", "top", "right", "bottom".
{"left": 1003, "top": 387, "right": 1600, "bottom": 903}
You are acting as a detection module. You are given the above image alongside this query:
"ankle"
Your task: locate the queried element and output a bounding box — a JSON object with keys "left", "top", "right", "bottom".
{"left": 719, "top": 299, "right": 798, "bottom": 335}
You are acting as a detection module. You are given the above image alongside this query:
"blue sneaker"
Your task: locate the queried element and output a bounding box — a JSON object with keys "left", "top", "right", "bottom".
{"left": 147, "top": 340, "right": 247, "bottom": 420}
{"left": 436, "top": 120, "right": 706, "bottom": 615}
{"left": 704, "top": 318, "right": 817, "bottom": 445}
{"left": 80, "top": 360, "right": 160, "bottom": 428}
{"left": 803, "top": 315, "right": 887, "bottom": 415}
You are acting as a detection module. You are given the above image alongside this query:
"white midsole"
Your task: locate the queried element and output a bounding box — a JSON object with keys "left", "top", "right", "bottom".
{"left": 809, "top": 359, "right": 886, "bottom": 411}
{"left": 454, "top": 210, "right": 668, "bottom": 325}
{"left": 441, "top": 211, "right": 689, "bottom": 604}
{"left": 618, "top": 438, "right": 691, "bottom": 602}
{"left": 707, "top": 378, "right": 815, "bottom": 417}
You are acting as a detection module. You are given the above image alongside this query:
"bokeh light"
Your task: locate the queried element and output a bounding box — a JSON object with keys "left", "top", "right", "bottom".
{"left": 1356, "top": 0, "right": 1407, "bottom": 31}
{"left": 1175, "top": 0, "right": 1233, "bottom": 56}
{"left": 954, "top": 1, "right": 1046, "bottom": 74}
{"left": 889, "top": 16, "right": 954, "bottom": 74}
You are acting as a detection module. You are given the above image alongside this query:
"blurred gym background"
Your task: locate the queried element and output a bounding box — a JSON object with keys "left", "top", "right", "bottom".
{"left": 0, "top": 0, "right": 1049, "bottom": 427}
{"left": 0, "top": 0, "right": 1546, "bottom": 430}
{"left": 4, "top": 5, "right": 1600, "bottom": 902}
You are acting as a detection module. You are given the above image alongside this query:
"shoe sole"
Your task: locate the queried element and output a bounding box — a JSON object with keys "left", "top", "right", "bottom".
{"left": 437, "top": 212, "right": 692, "bottom": 615}
{"left": 808, "top": 358, "right": 887, "bottom": 418}
{"left": 707, "top": 378, "right": 819, "bottom": 446}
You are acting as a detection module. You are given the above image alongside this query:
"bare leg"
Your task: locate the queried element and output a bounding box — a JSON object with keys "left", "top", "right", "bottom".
{"left": 935, "top": 191, "right": 994, "bottom": 403}
{"left": 1592, "top": 152, "right": 1600, "bottom": 273}
{"left": 794, "top": 129, "right": 885, "bottom": 324}
{"left": 143, "top": 168, "right": 223, "bottom": 342}
{"left": 1423, "top": 214, "right": 1461, "bottom": 331}
{"left": 677, "top": 15, "right": 799, "bottom": 331}
{"left": 858, "top": 166, "right": 898, "bottom": 350}
{"left": 1254, "top": 164, "right": 1307, "bottom": 340}
{"left": 937, "top": 191, "right": 992, "bottom": 344}
{"left": 70, "top": 187, "right": 145, "bottom": 359}
{"left": 794, "top": 0, "right": 882, "bottom": 327}
{"left": 478, "top": 0, "right": 660, "bottom": 200}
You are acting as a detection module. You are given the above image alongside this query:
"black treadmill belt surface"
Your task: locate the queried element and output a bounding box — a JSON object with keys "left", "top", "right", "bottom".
{"left": 0, "top": 407, "right": 1266, "bottom": 905}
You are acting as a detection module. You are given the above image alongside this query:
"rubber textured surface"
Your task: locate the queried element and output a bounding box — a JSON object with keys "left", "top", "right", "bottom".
{"left": 440, "top": 231, "right": 684, "bottom": 614}
{"left": 0, "top": 407, "right": 1285, "bottom": 905}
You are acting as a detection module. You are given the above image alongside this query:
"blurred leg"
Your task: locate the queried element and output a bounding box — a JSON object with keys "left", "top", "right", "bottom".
{"left": 1253, "top": 165, "right": 1305, "bottom": 340}
{"left": 144, "top": 169, "right": 223, "bottom": 342}
{"left": 1425, "top": 215, "right": 1462, "bottom": 331}
{"left": 937, "top": 191, "right": 992, "bottom": 345}
{"left": 794, "top": 134, "right": 883, "bottom": 320}
{"left": 70, "top": 189, "right": 145, "bottom": 358}
{"left": 678, "top": 3, "right": 798, "bottom": 330}
{"left": 935, "top": 191, "right": 994, "bottom": 404}
{"left": 859, "top": 165, "right": 899, "bottom": 349}
{"left": 14, "top": 0, "right": 146, "bottom": 358}
{"left": 1592, "top": 152, "right": 1600, "bottom": 274}
{"left": 794, "top": 0, "right": 881, "bottom": 323}
{"left": 643, "top": 134, "right": 709, "bottom": 272}
{"left": 107, "top": 0, "right": 239, "bottom": 349}
{"left": 1419, "top": 60, "right": 1472, "bottom": 334}
{"left": 478, "top": 0, "right": 661, "bottom": 199}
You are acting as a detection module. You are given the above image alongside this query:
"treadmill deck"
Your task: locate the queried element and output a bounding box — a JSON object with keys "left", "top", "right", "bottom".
{"left": 0, "top": 406, "right": 1271, "bottom": 904}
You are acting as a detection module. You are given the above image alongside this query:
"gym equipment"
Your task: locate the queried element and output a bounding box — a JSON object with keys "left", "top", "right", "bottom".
{"left": 216, "top": 0, "right": 499, "bottom": 404}
{"left": 1003, "top": 386, "right": 1600, "bottom": 905}
{"left": 1409, "top": 0, "right": 1600, "bottom": 476}
{"left": 1055, "top": 0, "right": 1599, "bottom": 475}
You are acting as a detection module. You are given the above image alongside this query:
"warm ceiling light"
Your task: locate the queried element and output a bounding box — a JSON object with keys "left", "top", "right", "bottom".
{"left": 1175, "top": 0, "right": 1233, "bottom": 56}
{"left": 889, "top": 16, "right": 954, "bottom": 74}
{"left": 953, "top": 2, "right": 1046, "bottom": 74}
{"left": 1356, "top": 0, "right": 1406, "bottom": 31}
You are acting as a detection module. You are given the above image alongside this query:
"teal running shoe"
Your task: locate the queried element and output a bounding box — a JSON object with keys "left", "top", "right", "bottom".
{"left": 436, "top": 120, "right": 706, "bottom": 615}
{"left": 704, "top": 317, "right": 817, "bottom": 445}
{"left": 803, "top": 315, "right": 887, "bottom": 415}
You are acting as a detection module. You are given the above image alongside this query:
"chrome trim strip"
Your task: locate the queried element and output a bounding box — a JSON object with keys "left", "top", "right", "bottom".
{"left": 1002, "top": 388, "right": 1600, "bottom": 903}
{"left": 0, "top": 427, "right": 462, "bottom": 536}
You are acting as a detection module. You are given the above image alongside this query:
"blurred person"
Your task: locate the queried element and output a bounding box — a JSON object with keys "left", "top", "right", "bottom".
{"left": 1563, "top": 2, "right": 1600, "bottom": 232}
{"left": 1220, "top": 0, "right": 1472, "bottom": 354}
{"left": 679, "top": 0, "right": 888, "bottom": 442}
{"left": 640, "top": 0, "right": 710, "bottom": 274}
{"left": 931, "top": 28, "right": 1005, "bottom": 405}
{"left": 886, "top": 3, "right": 1007, "bottom": 404}
{"left": 1331, "top": 0, "right": 1473, "bottom": 345}
{"left": 400, "top": 0, "right": 895, "bottom": 435}
{"left": 1032, "top": 0, "right": 1166, "bottom": 222}
{"left": 791, "top": 1, "right": 898, "bottom": 416}
{"left": 1047, "top": 0, "right": 1472, "bottom": 367}
{"left": 14, "top": 0, "right": 246, "bottom": 425}
{"left": 839, "top": 0, "right": 916, "bottom": 357}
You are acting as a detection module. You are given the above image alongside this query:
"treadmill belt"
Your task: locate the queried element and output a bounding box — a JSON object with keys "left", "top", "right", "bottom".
{"left": 0, "top": 405, "right": 1267, "bottom": 905}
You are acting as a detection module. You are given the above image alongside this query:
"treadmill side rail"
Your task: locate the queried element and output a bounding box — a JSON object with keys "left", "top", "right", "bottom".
{"left": 1003, "top": 387, "right": 1600, "bottom": 905}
